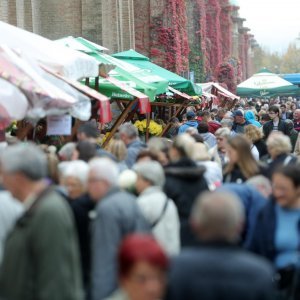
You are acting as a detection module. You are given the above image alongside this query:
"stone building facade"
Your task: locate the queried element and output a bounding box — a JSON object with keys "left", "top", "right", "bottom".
{"left": 0, "top": 0, "right": 256, "bottom": 86}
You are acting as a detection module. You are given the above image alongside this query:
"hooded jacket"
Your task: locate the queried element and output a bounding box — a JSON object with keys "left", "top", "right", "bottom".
{"left": 245, "top": 111, "right": 262, "bottom": 128}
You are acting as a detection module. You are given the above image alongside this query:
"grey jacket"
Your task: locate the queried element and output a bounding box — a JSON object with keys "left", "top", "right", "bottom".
{"left": 91, "top": 188, "right": 150, "bottom": 300}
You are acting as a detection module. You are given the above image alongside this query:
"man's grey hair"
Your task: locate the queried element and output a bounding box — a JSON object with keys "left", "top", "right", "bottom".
{"left": 119, "top": 122, "right": 138, "bottom": 139}
{"left": 58, "top": 142, "right": 76, "bottom": 161}
{"left": 191, "top": 191, "right": 244, "bottom": 242}
{"left": 1, "top": 143, "right": 47, "bottom": 181}
{"left": 133, "top": 160, "right": 165, "bottom": 188}
{"left": 89, "top": 157, "right": 119, "bottom": 187}
{"left": 221, "top": 118, "right": 233, "bottom": 129}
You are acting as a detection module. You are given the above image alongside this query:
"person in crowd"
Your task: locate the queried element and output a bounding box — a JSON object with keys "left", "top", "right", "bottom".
{"left": 164, "top": 134, "right": 208, "bottom": 247}
{"left": 259, "top": 113, "right": 271, "bottom": 126}
{"left": 293, "top": 132, "right": 300, "bottom": 157}
{"left": 232, "top": 110, "right": 251, "bottom": 134}
{"left": 244, "top": 124, "right": 268, "bottom": 159}
{"left": 215, "top": 108, "right": 227, "bottom": 122}
{"left": 263, "top": 105, "right": 289, "bottom": 139}
{"left": 185, "top": 126, "right": 198, "bottom": 136}
{"left": 0, "top": 178, "right": 23, "bottom": 265}
{"left": 106, "top": 137, "right": 128, "bottom": 171}
{"left": 191, "top": 142, "right": 223, "bottom": 189}
{"left": 178, "top": 111, "right": 198, "bottom": 134}
{"left": 223, "top": 135, "right": 261, "bottom": 183}
{"left": 265, "top": 131, "right": 298, "bottom": 178}
{"left": 88, "top": 158, "right": 149, "bottom": 300}
{"left": 209, "top": 127, "right": 231, "bottom": 168}
{"left": 246, "top": 175, "right": 273, "bottom": 199}
{"left": 220, "top": 118, "right": 236, "bottom": 136}
{"left": 135, "top": 149, "right": 159, "bottom": 163}
{"left": 197, "top": 122, "right": 216, "bottom": 149}
{"left": 219, "top": 183, "right": 267, "bottom": 248}
{"left": 41, "top": 145, "right": 60, "bottom": 184}
{"left": 280, "top": 104, "right": 292, "bottom": 120}
{"left": 133, "top": 161, "right": 180, "bottom": 255}
{"left": 285, "top": 119, "right": 298, "bottom": 151}
{"left": 72, "top": 140, "right": 97, "bottom": 162}
{"left": 200, "top": 110, "right": 221, "bottom": 134}
{"left": 62, "top": 160, "right": 89, "bottom": 200}
{"left": 62, "top": 160, "right": 95, "bottom": 294}
{"left": 104, "top": 234, "right": 169, "bottom": 300}
{"left": 0, "top": 143, "right": 83, "bottom": 300}
{"left": 166, "top": 191, "right": 275, "bottom": 300}
{"left": 249, "top": 165, "right": 300, "bottom": 299}
{"left": 245, "top": 110, "right": 261, "bottom": 128}
{"left": 119, "top": 122, "right": 147, "bottom": 168}
{"left": 223, "top": 111, "right": 234, "bottom": 121}
{"left": 147, "top": 137, "right": 172, "bottom": 166}
{"left": 77, "top": 121, "right": 116, "bottom": 159}
{"left": 291, "top": 107, "right": 299, "bottom": 129}
{"left": 77, "top": 120, "right": 100, "bottom": 143}
{"left": 166, "top": 117, "right": 181, "bottom": 138}
{"left": 58, "top": 142, "right": 76, "bottom": 161}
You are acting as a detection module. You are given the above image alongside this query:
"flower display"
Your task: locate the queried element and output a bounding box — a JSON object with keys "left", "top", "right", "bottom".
{"left": 134, "top": 119, "right": 163, "bottom": 136}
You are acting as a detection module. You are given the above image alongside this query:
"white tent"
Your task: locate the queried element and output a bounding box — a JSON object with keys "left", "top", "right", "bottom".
{"left": 0, "top": 21, "right": 99, "bottom": 80}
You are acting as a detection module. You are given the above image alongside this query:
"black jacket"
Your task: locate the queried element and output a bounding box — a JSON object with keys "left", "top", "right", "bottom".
{"left": 254, "top": 139, "right": 268, "bottom": 159}
{"left": 68, "top": 194, "right": 95, "bottom": 289}
{"left": 266, "top": 153, "right": 298, "bottom": 179}
{"left": 164, "top": 158, "right": 208, "bottom": 247}
{"left": 166, "top": 243, "right": 275, "bottom": 300}
{"left": 263, "top": 119, "right": 288, "bottom": 139}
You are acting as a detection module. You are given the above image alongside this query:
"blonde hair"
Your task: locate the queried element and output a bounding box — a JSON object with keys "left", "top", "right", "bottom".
{"left": 224, "top": 135, "right": 259, "bottom": 179}
{"left": 266, "top": 132, "right": 292, "bottom": 156}
{"left": 244, "top": 125, "right": 263, "bottom": 142}
{"left": 106, "top": 138, "right": 127, "bottom": 161}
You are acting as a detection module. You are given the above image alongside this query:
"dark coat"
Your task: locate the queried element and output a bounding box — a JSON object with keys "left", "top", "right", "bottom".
{"left": 266, "top": 153, "right": 298, "bottom": 179}
{"left": 166, "top": 243, "right": 275, "bottom": 300}
{"left": 254, "top": 139, "right": 268, "bottom": 158}
{"left": 0, "top": 187, "right": 83, "bottom": 300}
{"left": 68, "top": 194, "right": 95, "bottom": 289}
{"left": 164, "top": 158, "right": 208, "bottom": 247}
{"left": 223, "top": 165, "right": 247, "bottom": 183}
{"left": 263, "top": 119, "right": 289, "bottom": 139}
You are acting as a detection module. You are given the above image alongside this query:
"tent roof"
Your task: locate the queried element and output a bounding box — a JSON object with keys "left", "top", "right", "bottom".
{"left": 75, "top": 39, "right": 169, "bottom": 101}
{"left": 237, "top": 71, "right": 300, "bottom": 97}
{"left": 112, "top": 49, "right": 201, "bottom": 96}
{"left": 282, "top": 73, "right": 300, "bottom": 85}
{"left": 112, "top": 49, "right": 149, "bottom": 61}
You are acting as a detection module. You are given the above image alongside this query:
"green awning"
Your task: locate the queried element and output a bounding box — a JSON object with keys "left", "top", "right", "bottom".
{"left": 112, "top": 49, "right": 201, "bottom": 96}
{"left": 76, "top": 39, "right": 168, "bottom": 101}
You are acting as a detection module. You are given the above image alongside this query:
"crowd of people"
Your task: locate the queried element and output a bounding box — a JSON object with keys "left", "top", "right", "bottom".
{"left": 0, "top": 96, "right": 300, "bottom": 300}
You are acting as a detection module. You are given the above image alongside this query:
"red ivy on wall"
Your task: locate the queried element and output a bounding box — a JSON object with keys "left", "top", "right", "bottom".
{"left": 149, "top": 0, "right": 189, "bottom": 74}
{"left": 205, "top": 0, "right": 222, "bottom": 77}
{"left": 215, "top": 62, "right": 235, "bottom": 92}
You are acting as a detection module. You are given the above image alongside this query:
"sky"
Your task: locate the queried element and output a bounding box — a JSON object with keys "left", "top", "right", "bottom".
{"left": 238, "top": 0, "right": 300, "bottom": 53}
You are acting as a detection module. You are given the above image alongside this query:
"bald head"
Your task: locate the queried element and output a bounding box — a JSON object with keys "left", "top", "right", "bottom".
{"left": 191, "top": 191, "right": 244, "bottom": 243}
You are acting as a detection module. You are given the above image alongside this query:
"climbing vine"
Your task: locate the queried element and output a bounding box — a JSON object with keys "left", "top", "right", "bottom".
{"left": 149, "top": 0, "right": 189, "bottom": 74}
